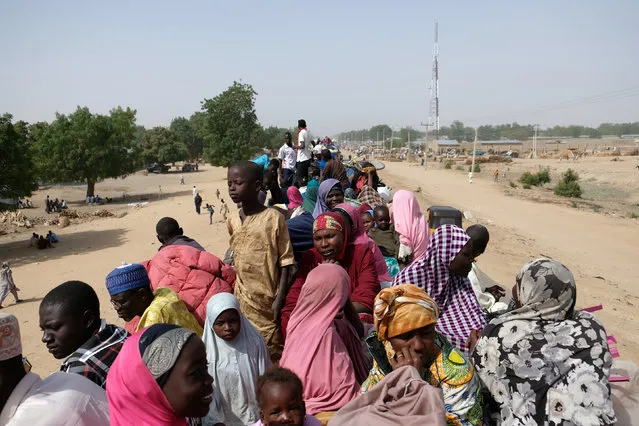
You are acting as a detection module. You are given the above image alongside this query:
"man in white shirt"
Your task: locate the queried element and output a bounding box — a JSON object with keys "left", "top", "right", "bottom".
{"left": 295, "top": 119, "right": 313, "bottom": 185}
{"left": 278, "top": 132, "right": 297, "bottom": 187}
{"left": 0, "top": 313, "right": 110, "bottom": 426}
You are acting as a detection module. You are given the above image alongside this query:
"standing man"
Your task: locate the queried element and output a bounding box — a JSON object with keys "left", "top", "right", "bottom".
{"left": 278, "top": 132, "right": 297, "bottom": 187}
{"left": 295, "top": 119, "right": 313, "bottom": 186}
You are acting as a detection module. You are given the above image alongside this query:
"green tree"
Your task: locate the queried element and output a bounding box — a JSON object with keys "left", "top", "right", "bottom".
{"left": 201, "top": 81, "right": 261, "bottom": 167}
{"left": 35, "top": 106, "right": 138, "bottom": 197}
{"left": 368, "top": 124, "right": 392, "bottom": 143}
{"left": 170, "top": 117, "right": 204, "bottom": 161}
{"left": 139, "top": 127, "right": 188, "bottom": 165}
{"left": 0, "top": 114, "right": 38, "bottom": 200}
{"left": 449, "top": 120, "right": 466, "bottom": 143}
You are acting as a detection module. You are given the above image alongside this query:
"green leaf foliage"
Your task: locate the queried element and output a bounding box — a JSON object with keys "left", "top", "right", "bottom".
{"left": 554, "top": 168, "right": 582, "bottom": 198}
{"left": 170, "top": 117, "right": 204, "bottom": 161}
{"left": 0, "top": 114, "right": 38, "bottom": 200}
{"left": 139, "top": 127, "right": 188, "bottom": 165}
{"left": 201, "top": 81, "right": 261, "bottom": 167}
{"left": 34, "top": 106, "right": 139, "bottom": 196}
{"left": 519, "top": 168, "right": 551, "bottom": 186}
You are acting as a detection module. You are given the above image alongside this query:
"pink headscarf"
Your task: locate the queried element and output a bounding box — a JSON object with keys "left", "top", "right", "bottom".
{"left": 335, "top": 203, "right": 391, "bottom": 282}
{"left": 106, "top": 328, "right": 188, "bottom": 426}
{"left": 287, "top": 186, "right": 304, "bottom": 210}
{"left": 392, "top": 190, "right": 429, "bottom": 262}
{"left": 280, "top": 264, "right": 359, "bottom": 414}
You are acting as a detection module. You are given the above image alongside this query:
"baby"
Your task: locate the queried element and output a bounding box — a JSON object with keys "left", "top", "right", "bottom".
{"left": 252, "top": 368, "right": 320, "bottom": 426}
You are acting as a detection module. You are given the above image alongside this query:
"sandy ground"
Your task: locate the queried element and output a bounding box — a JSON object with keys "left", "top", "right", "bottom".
{"left": 1, "top": 157, "right": 638, "bottom": 377}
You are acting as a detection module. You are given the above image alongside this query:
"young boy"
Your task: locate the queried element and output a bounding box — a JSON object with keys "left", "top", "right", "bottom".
{"left": 252, "top": 367, "right": 320, "bottom": 426}
{"left": 0, "top": 262, "right": 21, "bottom": 308}
{"left": 206, "top": 203, "right": 215, "bottom": 225}
{"left": 227, "top": 161, "right": 295, "bottom": 359}
{"left": 39, "top": 281, "right": 127, "bottom": 389}
{"left": 368, "top": 205, "right": 399, "bottom": 258}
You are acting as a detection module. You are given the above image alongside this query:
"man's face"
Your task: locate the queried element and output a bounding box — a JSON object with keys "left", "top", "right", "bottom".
{"left": 39, "top": 303, "right": 95, "bottom": 359}
{"left": 110, "top": 288, "right": 144, "bottom": 322}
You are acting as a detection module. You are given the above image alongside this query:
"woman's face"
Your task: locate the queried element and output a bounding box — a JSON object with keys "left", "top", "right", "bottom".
{"left": 389, "top": 324, "right": 439, "bottom": 368}
{"left": 449, "top": 240, "right": 474, "bottom": 277}
{"left": 162, "top": 337, "right": 214, "bottom": 418}
{"left": 313, "top": 229, "right": 344, "bottom": 261}
{"left": 213, "top": 309, "right": 242, "bottom": 341}
{"left": 326, "top": 188, "right": 344, "bottom": 210}
{"left": 361, "top": 213, "right": 374, "bottom": 233}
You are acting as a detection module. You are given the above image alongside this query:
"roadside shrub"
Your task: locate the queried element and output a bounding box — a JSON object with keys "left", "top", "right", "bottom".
{"left": 554, "top": 169, "right": 582, "bottom": 198}
{"left": 468, "top": 164, "right": 481, "bottom": 173}
{"left": 444, "top": 160, "right": 454, "bottom": 169}
{"left": 509, "top": 181, "right": 517, "bottom": 188}
{"left": 522, "top": 183, "right": 532, "bottom": 189}
{"left": 519, "top": 167, "right": 551, "bottom": 186}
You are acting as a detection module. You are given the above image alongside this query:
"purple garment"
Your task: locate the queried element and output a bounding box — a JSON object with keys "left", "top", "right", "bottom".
{"left": 391, "top": 224, "right": 485, "bottom": 353}
{"left": 160, "top": 235, "right": 205, "bottom": 252}
{"left": 313, "top": 178, "right": 340, "bottom": 219}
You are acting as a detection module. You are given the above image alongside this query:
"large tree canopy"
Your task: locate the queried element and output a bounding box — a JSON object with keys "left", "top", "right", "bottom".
{"left": 170, "top": 117, "right": 204, "bottom": 161}
{"left": 201, "top": 81, "right": 261, "bottom": 167}
{"left": 0, "top": 114, "right": 38, "bottom": 200}
{"left": 139, "top": 126, "right": 188, "bottom": 165}
{"left": 35, "top": 106, "right": 138, "bottom": 197}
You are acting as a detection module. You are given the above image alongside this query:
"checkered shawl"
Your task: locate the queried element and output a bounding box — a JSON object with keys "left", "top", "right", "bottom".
{"left": 392, "top": 224, "right": 486, "bottom": 353}
{"left": 61, "top": 320, "right": 128, "bottom": 389}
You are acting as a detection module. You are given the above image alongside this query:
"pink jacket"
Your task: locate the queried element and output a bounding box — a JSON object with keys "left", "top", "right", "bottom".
{"left": 125, "top": 245, "right": 235, "bottom": 333}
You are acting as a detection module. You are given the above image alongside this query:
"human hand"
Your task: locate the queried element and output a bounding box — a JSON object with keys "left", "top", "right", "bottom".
{"left": 466, "top": 329, "right": 482, "bottom": 354}
{"left": 272, "top": 297, "right": 284, "bottom": 320}
{"left": 486, "top": 285, "right": 506, "bottom": 300}
{"left": 389, "top": 346, "right": 426, "bottom": 377}
{"left": 322, "top": 259, "right": 339, "bottom": 265}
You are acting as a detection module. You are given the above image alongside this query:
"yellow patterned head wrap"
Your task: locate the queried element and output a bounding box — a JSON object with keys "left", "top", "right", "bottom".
{"left": 373, "top": 284, "right": 440, "bottom": 342}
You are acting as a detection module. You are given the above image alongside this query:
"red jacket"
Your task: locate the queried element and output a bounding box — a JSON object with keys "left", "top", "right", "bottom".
{"left": 280, "top": 243, "right": 379, "bottom": 338}
{"left": 125, "top": 245, "right": 235, "bottom": 333}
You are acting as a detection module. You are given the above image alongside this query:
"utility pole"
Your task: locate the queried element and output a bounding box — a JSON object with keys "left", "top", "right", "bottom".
{"left": 532, "top": 124, "right": 539, "bottom": 158}
{"left": 427, "top": 22, "right": 440, "bottom": 140}
{"left": 470, "top": 129, "right": 478, "bottom": 184}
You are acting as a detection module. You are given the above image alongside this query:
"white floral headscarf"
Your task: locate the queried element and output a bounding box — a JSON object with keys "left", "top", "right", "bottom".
{"left": 471, "top": 259, "right": 616, "bottom": 425}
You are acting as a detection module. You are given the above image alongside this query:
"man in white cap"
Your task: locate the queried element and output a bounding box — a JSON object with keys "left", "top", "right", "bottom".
{"left": 0, "top": 313, "right": 109, "bottom": 425}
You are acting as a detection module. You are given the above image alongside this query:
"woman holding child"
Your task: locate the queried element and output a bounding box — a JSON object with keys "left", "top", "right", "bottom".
{"left": 391, "top": 190, "right": 429, "bottom": 264}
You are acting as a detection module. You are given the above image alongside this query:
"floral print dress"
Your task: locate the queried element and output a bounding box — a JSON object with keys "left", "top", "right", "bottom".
{"left": 472, "top": 259, "right": 616, "bottom": 425}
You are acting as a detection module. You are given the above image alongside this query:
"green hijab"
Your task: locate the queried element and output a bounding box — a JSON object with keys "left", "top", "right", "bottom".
{"left": 301, "top": 187, "right": 318, "bottom": 214}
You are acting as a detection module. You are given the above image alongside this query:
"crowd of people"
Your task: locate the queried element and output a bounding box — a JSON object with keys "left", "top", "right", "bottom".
{"left": 0, "top": 124, "right": 625, "bottom": 425}
{"left": 44, "top": 195, "right": 67, "bottom": 213}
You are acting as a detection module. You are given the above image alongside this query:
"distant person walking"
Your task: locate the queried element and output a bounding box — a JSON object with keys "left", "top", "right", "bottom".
{"left": 494, "top": 169, "right": 499, "bottom": 183}
{"left": 295, "top": 119, "right": 313, "bottom": 186}
{"left": 179, "top": 174, "right": 185, "bottom": 185}
{"left": 220, "top": 199, "right": 229, "bottom": 221}
{"left": 193, "top": 185, "right": 198, "bottom": 199}
{"left": 206, "top": 203, "right": 214, "bottom": 225}
{"left": 216, "top": 188, "right": 221, "bottom": 200}
{"left": 0, "top": 262, "right": 21, "bottom": 308}
{"left": 195, "top": 193, "right": 203, "bottom": 215}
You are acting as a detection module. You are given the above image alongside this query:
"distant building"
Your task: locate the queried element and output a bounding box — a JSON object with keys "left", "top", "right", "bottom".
{"left": 480, "top": 140, "right": 522, "bottom": 150}
{"left": 432, "top": 139, "right": 460, "bottom": 152}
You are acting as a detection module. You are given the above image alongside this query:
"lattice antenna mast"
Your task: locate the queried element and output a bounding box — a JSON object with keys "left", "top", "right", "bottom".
{"left": 430, "top": 22, "right": 440, "bottom": 139}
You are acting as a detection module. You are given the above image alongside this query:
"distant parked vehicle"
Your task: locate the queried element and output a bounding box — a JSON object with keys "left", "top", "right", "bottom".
{"left": 182, "top": 163, "right": 195, "bottom": 172}
{"left": 147, "top": 163, "right": 169, "bottom": 174}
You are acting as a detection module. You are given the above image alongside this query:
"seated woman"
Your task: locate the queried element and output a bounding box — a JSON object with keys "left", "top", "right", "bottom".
{"left": 280, "top": 264, "right": 361, "bottom": 416}
{"left": 392, "top": 224, "right": 485, "bottom": 353}
{"left": 334, "top": 203, "right": 391, "bottom": 289}
{"left": 312, "top": 178, "right": 344, "bottom": 218}
{"left": 106, "top": 324, "right": 215, "bottom": 426}
{"left": 351, "top": 163, "right": 385, "bottom": 208}
{"left": 281, "top": 212, "right": 379, "bottom": 337}
{"left": 472, "top": 259, "right": 616, "bottom": 425}
{"left": 362, "top": 284, "right": 484, "bottom": 426}
{"left": 202, "top": 293, "right": 271, "bottom": 426}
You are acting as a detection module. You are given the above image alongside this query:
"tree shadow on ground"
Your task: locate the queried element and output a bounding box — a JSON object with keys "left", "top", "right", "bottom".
{"left": 65, "top": 189, "right": 194, "bottom": 207}
{"left": 0, "top": 228, "right": 127, "bottom": 268}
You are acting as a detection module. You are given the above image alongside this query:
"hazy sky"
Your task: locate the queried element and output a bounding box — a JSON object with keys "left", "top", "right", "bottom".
{"left": 1, "top": 1, "right": 637, "bottom": 136}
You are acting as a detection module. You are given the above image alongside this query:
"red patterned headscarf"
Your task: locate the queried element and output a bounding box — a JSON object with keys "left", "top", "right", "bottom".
{"left": 313, "top": 212, "right": 350, "bottom": 260}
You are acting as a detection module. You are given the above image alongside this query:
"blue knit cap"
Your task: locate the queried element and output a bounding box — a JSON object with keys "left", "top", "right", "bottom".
{"left": 106, "top": 263, "right": 150, "bottom": 296}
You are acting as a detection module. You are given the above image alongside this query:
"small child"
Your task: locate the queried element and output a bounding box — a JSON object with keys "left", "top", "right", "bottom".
{"left": 0, "top": 262, "right": 21, "bottom": 308}
{"left": 252, "top": 368, "right": 320, "bottom": 426}
{"left": 206, "top": 203, "right": 214, "bottom": 225}
{"left": 368, "top": 205, "right": 399, "bottom": 258}
{"left": 361, "top": 210, "right": 375, "bottom": 233}
{"left": 227, "top": 161, "right": 295, "bottom": 359}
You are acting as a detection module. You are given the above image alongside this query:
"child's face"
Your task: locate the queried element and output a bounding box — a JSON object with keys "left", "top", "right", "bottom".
{"left": 374, "top": 209, "right": 391, "bottom": 231}
{"left": 259, "top": 382, "right": 305, "bottom": 426}
{"left": 213, "top": 309, "right": 241, "bottom": 341}
{"left": 228, "top": 166, "right": 260, "bottom": 205}
{"left": 361, "top": 213, "right": 374, "bottom": 233}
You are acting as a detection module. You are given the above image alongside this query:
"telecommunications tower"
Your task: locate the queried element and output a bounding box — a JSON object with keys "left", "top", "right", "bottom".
{"left": 423, "top": 22, "right": 440, "bottom": 152}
